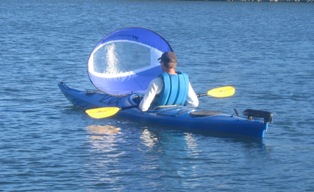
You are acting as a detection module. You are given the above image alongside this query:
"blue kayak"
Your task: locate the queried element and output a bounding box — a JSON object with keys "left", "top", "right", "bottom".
{"left": 58, "top": 82, "right": 272, "bottom": 138}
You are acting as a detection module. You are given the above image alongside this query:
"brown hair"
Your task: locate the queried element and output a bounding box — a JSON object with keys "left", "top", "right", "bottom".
{"left": 158, "top": 52, "right": 177, "bottom": 69}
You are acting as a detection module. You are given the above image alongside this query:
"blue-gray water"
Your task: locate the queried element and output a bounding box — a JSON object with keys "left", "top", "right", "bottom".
{"left": 1, "top": 1, "right": 313, "bottom": 191}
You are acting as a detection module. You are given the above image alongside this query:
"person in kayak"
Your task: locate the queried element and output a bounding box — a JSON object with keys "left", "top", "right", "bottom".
{"left": 139, "top": 52, "right": 199, "bottom": 111}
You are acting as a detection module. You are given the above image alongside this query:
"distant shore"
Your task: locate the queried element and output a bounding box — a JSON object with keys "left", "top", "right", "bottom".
{"left": 209, "top": 0, "right": 313, "bottom": 2}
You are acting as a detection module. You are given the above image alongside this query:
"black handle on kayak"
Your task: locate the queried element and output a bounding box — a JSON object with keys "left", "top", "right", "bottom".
{"left": 121, "top": 105, "right": 139, "bottom": 110}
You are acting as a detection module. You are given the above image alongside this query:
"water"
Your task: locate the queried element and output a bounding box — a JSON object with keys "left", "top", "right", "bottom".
{"left": 1, "top": 1, "right": 313, "bottom": 191}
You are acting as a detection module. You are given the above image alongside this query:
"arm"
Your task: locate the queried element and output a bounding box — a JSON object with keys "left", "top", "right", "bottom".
{"left": 186, "top": 83, "right": 199, "bottom": 107}
{"left": 139, "top": 78, "right": 163, "bottom": 111}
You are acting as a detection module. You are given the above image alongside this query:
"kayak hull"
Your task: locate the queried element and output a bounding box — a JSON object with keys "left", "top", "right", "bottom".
{"left": 58, "top": 82, "right": 269, "bottom": 138}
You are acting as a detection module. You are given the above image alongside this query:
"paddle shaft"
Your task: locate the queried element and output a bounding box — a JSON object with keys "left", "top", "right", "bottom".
{"left": 121, "top": 105, "right": 139, "bottom": 110}
{"left": 120, "top": 92, "right": 212, "bottom": 111}
{"left": 120, "top": 88, "right": 232, "bottom": 110}
{"left": 197, "top": 93, "right": 207, "bottom": 97}
{"left": 85, "top": 86, "right": 235, "bottom": 119}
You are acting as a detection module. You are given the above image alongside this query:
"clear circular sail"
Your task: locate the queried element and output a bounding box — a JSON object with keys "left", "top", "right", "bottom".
{"left": 88, "top": 27, "right": 173, "bottom": 95}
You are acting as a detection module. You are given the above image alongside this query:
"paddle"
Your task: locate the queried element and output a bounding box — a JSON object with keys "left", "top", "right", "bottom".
{"left": 86, "top": 105, "right": 138, "bottom": 119}
{"left": 86, "top": 86, "right": 235, "bottom": 119}
{"left": 197, "top": 86, "right": 235, "bottom": 98}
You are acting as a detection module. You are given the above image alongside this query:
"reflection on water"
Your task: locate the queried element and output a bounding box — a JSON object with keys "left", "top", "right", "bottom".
{"left": 139, "top": 128, "right": 201, "bottom": 154}
{"left": 87, "top": 125, "right": 121, "bottom": 135}
{"left": 185, "top": 133, "right": 198, "bottom": 149}
{"left": 85, "top": 125, "right": 124, "bottom": 187}
{"left": 86, "top": 125, "right": 121, "bottom": 153}
{"left": 140, "top": 128, "right": 158, "bottom": 148}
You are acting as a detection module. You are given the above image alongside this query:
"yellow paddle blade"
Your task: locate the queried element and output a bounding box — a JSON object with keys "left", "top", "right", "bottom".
{"left": 207, "top": 86, "right": 235, "bottom": 98}
{"left": 85, "top": 107, "right": 121, "bottom": 119}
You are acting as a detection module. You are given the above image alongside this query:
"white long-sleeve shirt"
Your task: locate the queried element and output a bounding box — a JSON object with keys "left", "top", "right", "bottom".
{"left": 139, "top": 77, "right": 199, "bottom": 111}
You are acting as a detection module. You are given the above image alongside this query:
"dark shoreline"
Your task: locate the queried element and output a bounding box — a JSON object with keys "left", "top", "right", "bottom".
{"left": 180, "top": 0, "right": 313, "bottom": 2}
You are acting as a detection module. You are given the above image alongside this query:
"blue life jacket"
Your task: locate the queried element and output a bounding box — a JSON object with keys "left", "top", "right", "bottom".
{"left": 153, "top": 72, "right": 189, "bottom": 107}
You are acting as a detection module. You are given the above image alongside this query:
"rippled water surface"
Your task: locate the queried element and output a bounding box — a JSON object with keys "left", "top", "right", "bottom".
{"left": 1, "top": 1, "right": 313, "bottom": 191}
